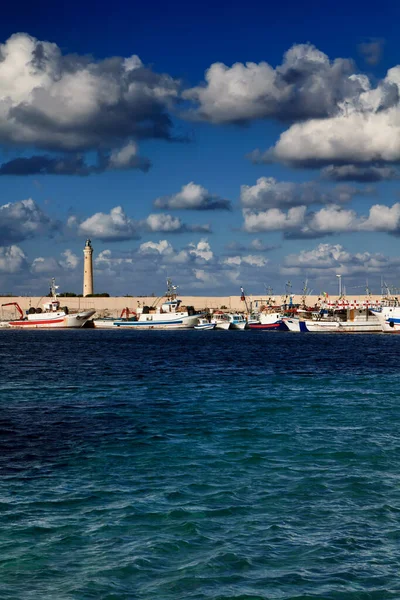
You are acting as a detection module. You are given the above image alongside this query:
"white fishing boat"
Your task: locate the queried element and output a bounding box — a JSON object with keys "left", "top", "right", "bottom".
{"left": 2, "top": 279, "right": 95, "bottom": 329}
{"left": 194, "top": 318, "right": 216, "bottom": 330}
{"left": 226, "top": 313, "right": 247, "bottom": 330}
{"left": 94, "top": 308, "right": 135, "bottom": 328}
{"left": 284, "top": 306, "right": 381, "bottom": 333}
{"left": 371, "top": 302, "right": 400, "bottom": 332}
{"left": 112, "top": 279, "right": 202, "bottom": 329}
{"left": 211, "top": 311, "right": 231, "bottom": 330}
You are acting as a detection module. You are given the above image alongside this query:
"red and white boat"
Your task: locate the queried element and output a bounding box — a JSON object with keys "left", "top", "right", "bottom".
{"left": 2, "top": 279, "right": 95, "bottom": 329}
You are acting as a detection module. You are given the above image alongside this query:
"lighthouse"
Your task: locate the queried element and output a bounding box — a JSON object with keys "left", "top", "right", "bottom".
{"left": 83, "top": 239, "right": 94, "bottom": 296}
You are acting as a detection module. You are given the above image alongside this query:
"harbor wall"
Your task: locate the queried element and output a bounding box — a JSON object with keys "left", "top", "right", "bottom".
{"left": 0, "top": 295, "right": 388, "bottom": 319}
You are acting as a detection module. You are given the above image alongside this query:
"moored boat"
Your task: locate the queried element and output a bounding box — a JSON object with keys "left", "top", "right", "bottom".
{"left": 212, "top": 311, "right": 231, "bottom": 330}
{"left": 2, "top": 279, "right": 95, "bottom": 329}
{"left": 248, "top": 310, "right": 286, "bottom": 330}
{"left": 112, "top": 279, "right": 202, "bottom": 329}
{"left": 371, "top": 303, "right": 400, "bottom": 332}
{"left": 226, "top": 313, "right": 246, "bottom": 330}
{"left": 284, "top": 306, "right": 381, "bottom": 333}
{"left": 194, "top": 318, "right": 216, "bottom": 330}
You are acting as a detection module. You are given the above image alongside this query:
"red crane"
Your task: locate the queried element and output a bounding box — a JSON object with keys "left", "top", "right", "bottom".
{"left": 1, "top": 302, "right": 24, "bottom": 319}
{"left": 120, "top": 307, "right": 137, "bottom": 319}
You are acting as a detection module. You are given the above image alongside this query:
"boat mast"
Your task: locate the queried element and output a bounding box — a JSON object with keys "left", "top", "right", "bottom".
{"left": 49, "top": 278, "right": 59, "bottom": 300}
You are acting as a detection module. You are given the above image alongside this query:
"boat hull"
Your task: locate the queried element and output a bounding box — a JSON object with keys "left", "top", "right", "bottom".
{"left": 214, "top": 321, "right": 231, "bottom": 330}
{"left": 230, "top": 321, "right": 246, "bottom": 330}
{"left": 248, "top": 321, "right": 288, "bottom": 331}
{"left": 8, "top": 310, "right": 95, "bottom": 329}
{"left": 371, "top": 309, "right": 400, "bottom": 332}
{"left": 113, "top": 314, "right": 199, "bottom": 329}
{"left": 284, "top": 316, "right": 381, "bottom": 333}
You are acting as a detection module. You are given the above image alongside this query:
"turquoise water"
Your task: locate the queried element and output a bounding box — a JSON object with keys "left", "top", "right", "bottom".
{"left": 1, "top": 330, "right": 400, "bottom": 599}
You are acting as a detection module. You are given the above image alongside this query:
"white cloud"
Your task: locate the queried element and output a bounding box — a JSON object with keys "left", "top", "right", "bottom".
{"left": 138, "top": 240, "right": 174, "bottom": 255}
{"left": 188, "top": 239, "right": 214, "bottom": 262}
{"left": 0, "top": 32, "right": 179, "bottom": 153}
{"left": 107, "top": 141, "right": 151, "bottom": 172}
{"left": 31, "top": 256, "right": 60, "bottom": 274}
{"left": 60, "top": 249, "right": 79, "bottom": 270}
{"left": 144, "top": 213, "right": 185, "bottom": 233}
{"left": 243, "top": 202, "right": 400, "bottom": 237}
{"left": 144, "top": 213, "right": 211, "bottom": 233}
{"left": 0, "top": 198, "right": 56, "bottom": 244}
{"left": 240, "top": 176, "right": 364, "bottom": 210}
{"left": 243, "top": 206, "right": 307, "bottom": 232}
{"left": 282, "top": 243, "right": 400, "bottom": 277}
{"left": 360, "top": 203, "right": 400, "bottom": 232}
{"left": 78, "top": 206, "right": 139, "bottom": 241}
{"left": 154, "top": 182, "right": 231, "bottom": 211}
{"left": 222, "top": 254, "right": 268, "bottom": 268}
{"left": 0, "top": 245, "right": 27, "bottom": 273}
{"left": 184, "top": 43, "right": 362, "bottom": 124}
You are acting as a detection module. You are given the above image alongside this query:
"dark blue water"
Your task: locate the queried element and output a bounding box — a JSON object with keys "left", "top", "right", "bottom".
{"left": 1, "top": 330, "right": 400, "bottom": 600}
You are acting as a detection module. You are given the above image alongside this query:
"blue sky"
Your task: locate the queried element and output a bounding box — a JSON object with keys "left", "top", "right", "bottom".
{"left": 1, "top": 0, "right": 400, "bottom": 297}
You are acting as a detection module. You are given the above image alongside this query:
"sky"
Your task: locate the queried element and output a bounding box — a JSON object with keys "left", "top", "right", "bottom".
{"left": 1, "top": 0, "right": 400, "bottom": 297}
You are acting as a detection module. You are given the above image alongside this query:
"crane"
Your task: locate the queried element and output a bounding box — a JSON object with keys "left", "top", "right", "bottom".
{"left": 1, "top": 302, "right": 24, "bottom": 319}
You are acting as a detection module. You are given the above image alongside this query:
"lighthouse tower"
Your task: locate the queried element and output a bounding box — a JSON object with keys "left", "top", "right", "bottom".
{"left": 83, "top": 239, "right": 94, "bottom": 296}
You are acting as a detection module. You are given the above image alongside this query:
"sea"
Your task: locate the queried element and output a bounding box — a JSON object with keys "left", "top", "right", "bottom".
{"left": 1, "top": 329, "right": 400, "bottom": 600}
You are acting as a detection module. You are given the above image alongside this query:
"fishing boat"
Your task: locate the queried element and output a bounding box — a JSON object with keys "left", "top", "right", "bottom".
{"left": 247, "top": 310, "right": 286, "bottom": 330}
{"left": 284, "top": 304, "right": 381, "bottom": 333}
{"left": 112, "top": 279, "right": 202, "bottom": 329}
{"left": 2, "top": 279, "right": 95, "bottom": 329}
{"left": 211, "top": 311, "right": 231, "bottom": 330}
{"left": 94, "top": 308, "right": 134, "bottom": 328}
{"left": 226, "top": 313, "right": 247, "bottom": 330}
{"left": 371, "top": 301, "right": 400, "bottom": 332}
{"left": 194, "top": 318, "right": 216, "bottom": 330}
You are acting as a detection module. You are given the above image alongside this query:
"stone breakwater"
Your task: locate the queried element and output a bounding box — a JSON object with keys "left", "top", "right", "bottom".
{"left": 0, "top": 295, "right": 386, "bottom": 319}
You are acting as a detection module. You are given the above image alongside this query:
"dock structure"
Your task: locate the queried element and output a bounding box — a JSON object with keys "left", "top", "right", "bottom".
{"left": 83, "top": 239, "right": 94, "bottom": 297}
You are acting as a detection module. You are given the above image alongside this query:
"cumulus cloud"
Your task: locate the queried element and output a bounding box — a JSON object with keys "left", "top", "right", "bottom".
{"left": 245, "top": 48, "right": 400, "bottom": 170}
{"left": 0, "top": 143, "right": 151, "bottom": 176}
{"left": 188, "top": 238, "right": 214, "bottom": 261}
{"left": 321, "top": 164, "right": 399, "bottom": 183}
{"left": 184, "top": 43, "right": 364, "bottom": 124}
{"left": 0, "top": 32, "right": 180, "bottom": 154}
{"left": 31, "top": 256, "right": 61, "bottom": 274}
{"left": 74, "top": 207, "right": 210, "bottom": 241}
{"left": 244, "top": 202, "right": 400, "bottom": 237}
{"left": 0, "top": 198, "right": 57, "bottom": 244}
{"left": 143, "top": 213, "right": 211, "bottom": 233}
{"left": 138, "top": 240, "right": 174, "bottom": 256}
{"left": 0, "top": 245, "right": 27, "bottom": 273}
{"left": 240, "top": 176, "right": 368, "bottom": 210}
{"left": 154, "top": 182, "right": 231, "bottom": 211}
{"left": 243, "top": 206, "right": 307, "bottom": 232}
{"left": 222, "top": 254, "right": 268, "bottom": 268}
{"left": 60, "top": 249, "right": 79, "bottom": 270}
{"left": 78, "top": 206, "right": 140, "bottom": 242}
{"left": 282, "top": 243, "right": 400, "bottom": 277}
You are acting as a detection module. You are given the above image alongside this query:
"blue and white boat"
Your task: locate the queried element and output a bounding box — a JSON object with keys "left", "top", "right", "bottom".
{"left": 194, "top": 318, "right": 216, "bottom": 330}
{"left": 226, "top": 313, "right": 247, "bottom": 330}
{"left": 284, "top": 306, "right": 381, "bottom": 333}
{"left": 112, "top": 279, "right": 202, "bottom": 329}
{"left": 371, "top": 303, "right": 400, "bottom": 332}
